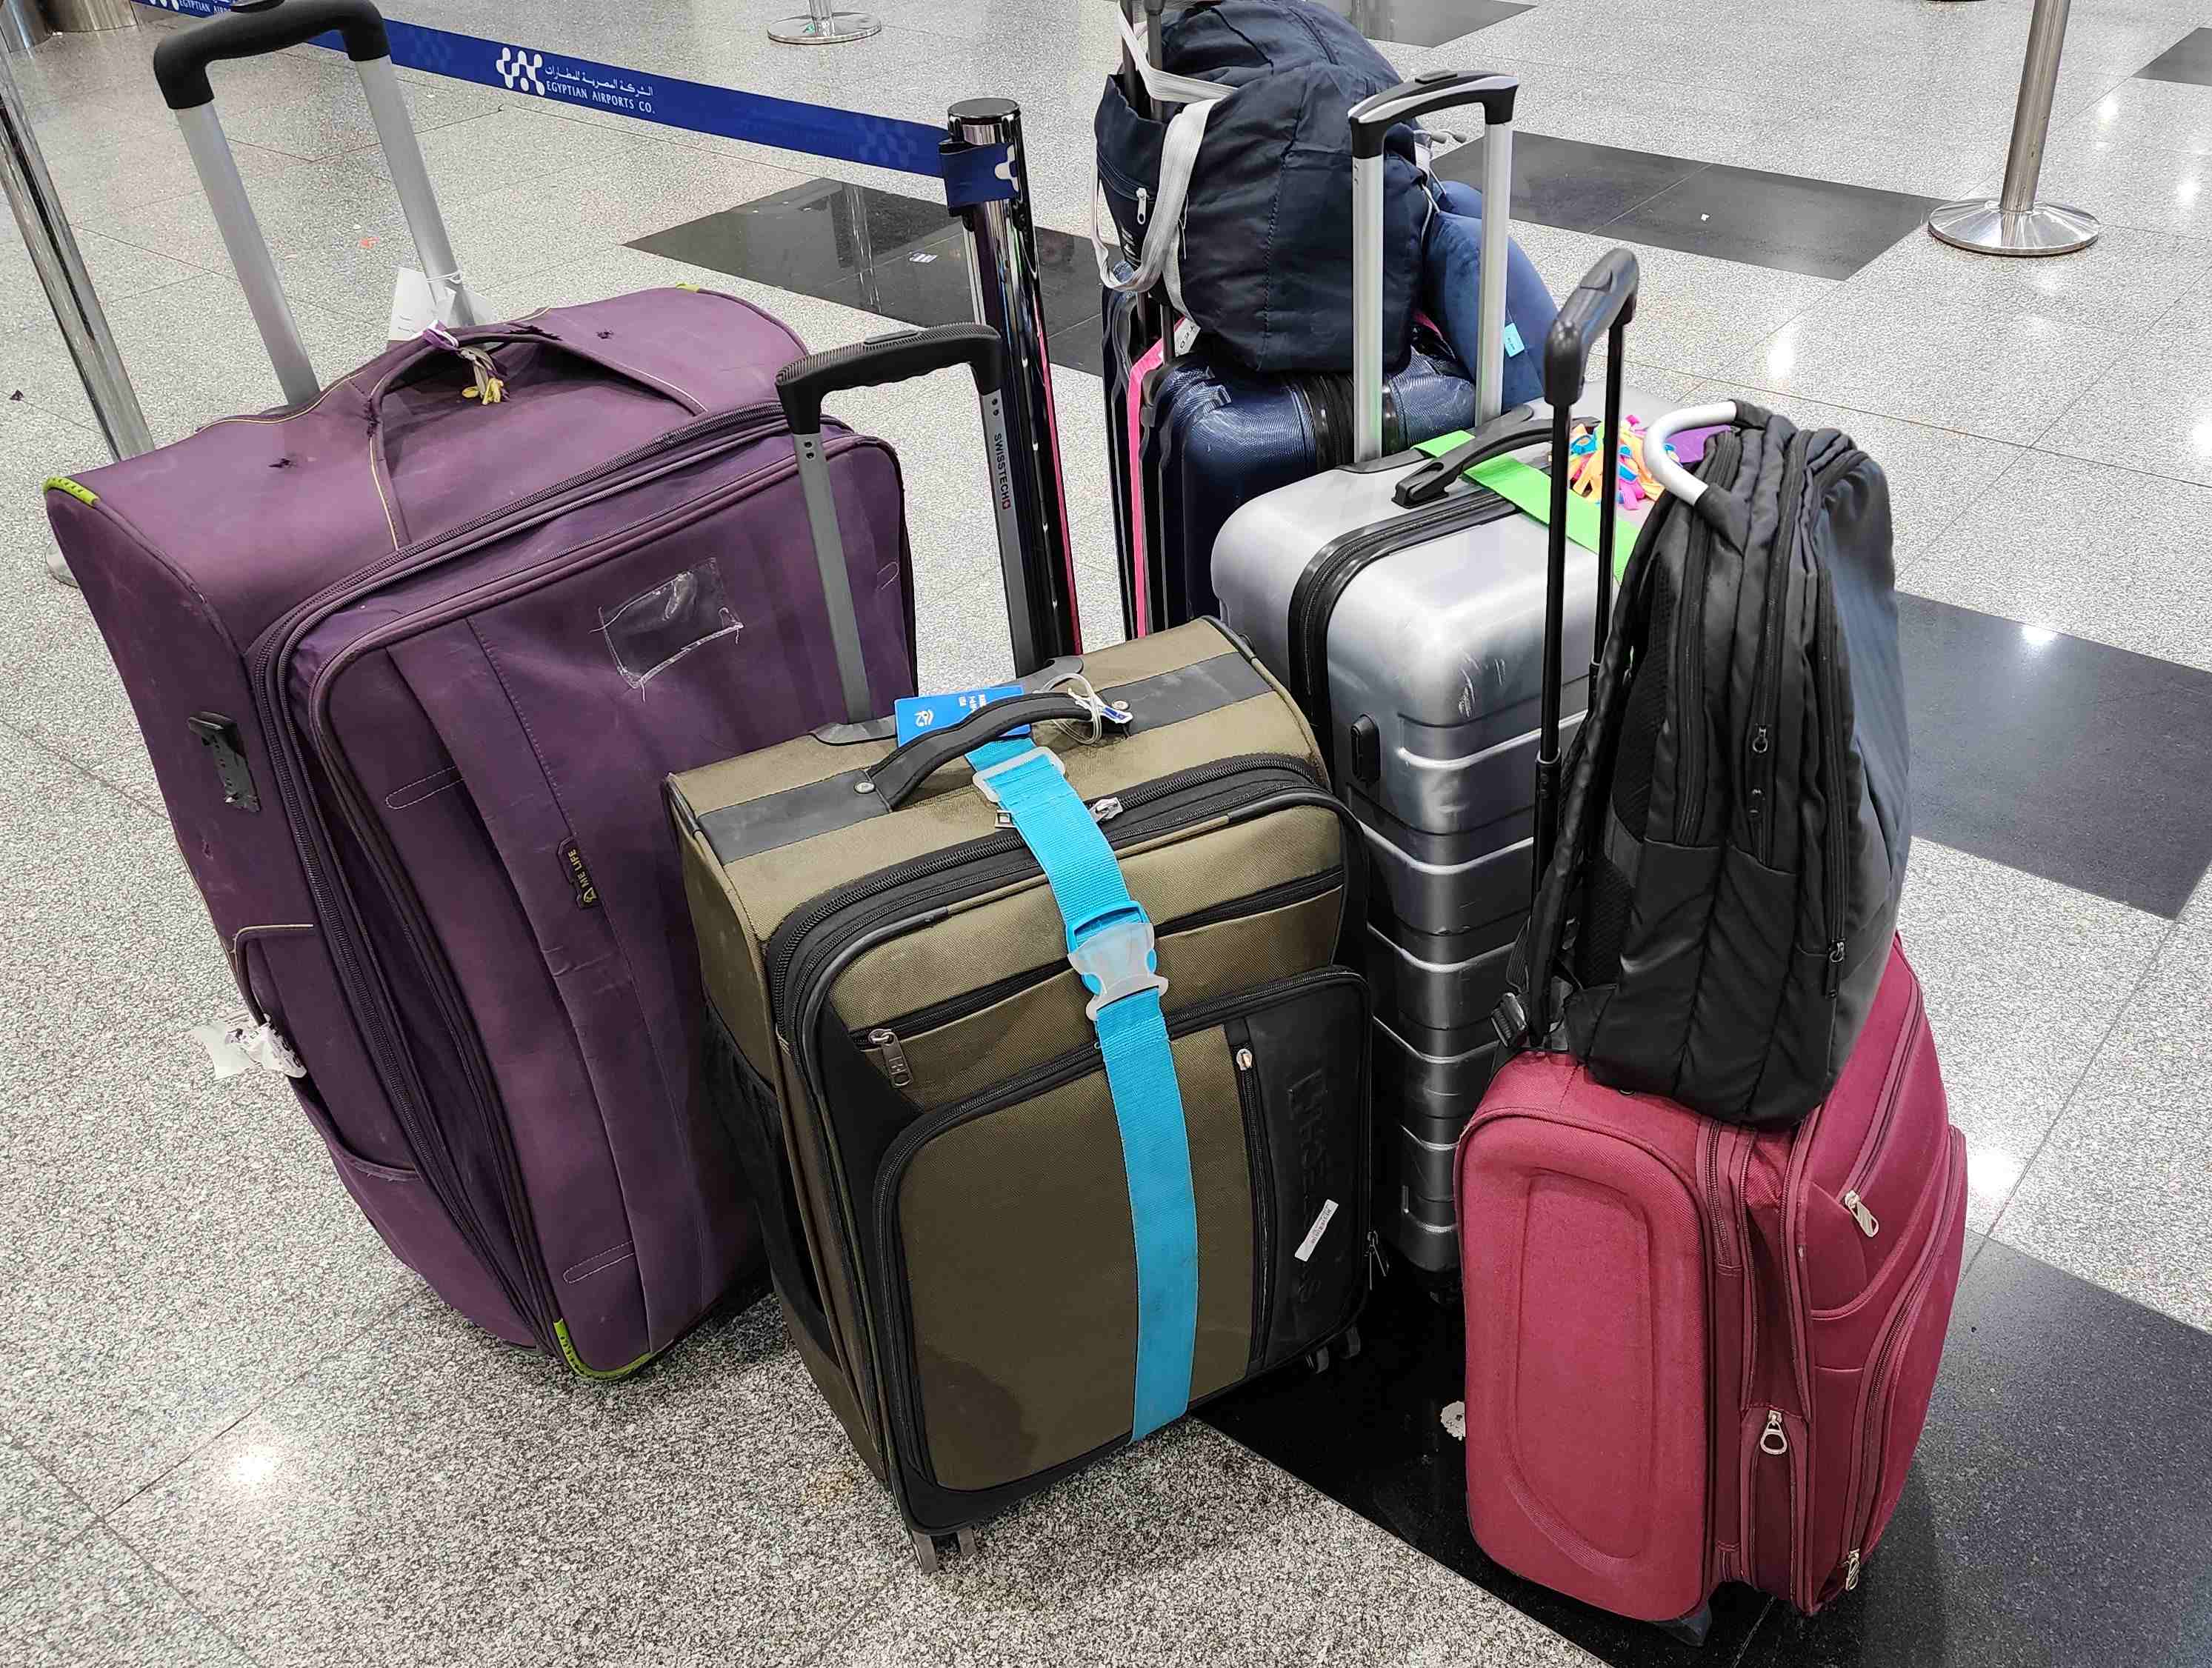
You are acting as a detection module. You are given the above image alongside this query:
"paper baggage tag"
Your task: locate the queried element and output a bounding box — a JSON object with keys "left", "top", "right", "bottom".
{"left": 1502, "top": 321, "right": 1525, "bottom": 358}
{"left": 894, "top": 684, "right": 1025, "bottom": 747}
{"left": 1293, "top": 1198, "right": 1339, "bottom": 1262}
{"left": 191, "top": 1018, "right": 308, "bottom": 1080}
{"left": 387, "top": 268, "right": 496, "bottom": 344}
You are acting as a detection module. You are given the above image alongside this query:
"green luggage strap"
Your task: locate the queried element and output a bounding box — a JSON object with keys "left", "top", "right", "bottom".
{"left": 1413, "top": 435, "right": 1637, "bottom": 578}
{"left": 965, "top": 726, "right": 1196, "bottom": 1442}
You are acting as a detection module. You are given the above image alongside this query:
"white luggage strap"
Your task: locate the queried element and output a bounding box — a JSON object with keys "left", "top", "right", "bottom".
{"left": 1092, "top": 6, "right": 1230, "bottom": 317}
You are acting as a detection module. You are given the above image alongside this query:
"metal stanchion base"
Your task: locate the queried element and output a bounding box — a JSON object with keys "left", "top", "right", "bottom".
{"left": 766, "top": 10, "right": 882, "bottom": 43}
{"left": 1928, "top": 198, "right": 2101, "bottom": 256}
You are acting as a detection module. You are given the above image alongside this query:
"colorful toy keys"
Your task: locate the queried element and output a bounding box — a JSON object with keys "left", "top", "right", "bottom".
{"left": 1567, "top": 413, "right": 1672, "bottom": 510}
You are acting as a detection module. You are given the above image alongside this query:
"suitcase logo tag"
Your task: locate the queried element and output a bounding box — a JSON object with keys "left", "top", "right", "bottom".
{"left": 561, "top": 841, "right": 601, "bottom": 909}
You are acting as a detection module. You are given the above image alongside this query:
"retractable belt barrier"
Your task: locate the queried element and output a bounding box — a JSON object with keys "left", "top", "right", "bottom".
{"left": 130, "top": 0, "right": 1013, "bottom": 204}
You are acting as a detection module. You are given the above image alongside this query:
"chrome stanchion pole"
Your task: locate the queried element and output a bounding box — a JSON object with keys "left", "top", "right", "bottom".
{"left": 1928, "top": 0, "right": 2100, "bottom": 256}
{"left": 767, "top": 0, "right": 880, "bottom": 46}
{"left": 1, "top": 34, "right": 153, "bottom": 585}
{"left": 949, "top": 96, "right": 1082, "bottom": 672}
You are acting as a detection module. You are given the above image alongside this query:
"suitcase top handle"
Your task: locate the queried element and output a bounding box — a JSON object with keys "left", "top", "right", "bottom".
{"left": 153, "top": 0, "right": 392, "bottom": 110}
{"left": 1346, "top": 67, "right": 1518, "bottom": 160}
{"left": 865, "top": 692, "right": 1118, "bottom": 810}
{"left": 775, "top": 323, "right": 1007, "bottom": 437}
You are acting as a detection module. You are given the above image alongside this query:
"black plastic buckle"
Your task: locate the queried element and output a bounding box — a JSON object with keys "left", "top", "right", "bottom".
{"left": 187, "top": 713, "right": 259, "bottom": 813}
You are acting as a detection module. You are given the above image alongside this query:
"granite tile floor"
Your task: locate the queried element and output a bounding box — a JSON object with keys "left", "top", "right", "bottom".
{"left": 2, "top": 3, "right": 2211, "bottom": 1664}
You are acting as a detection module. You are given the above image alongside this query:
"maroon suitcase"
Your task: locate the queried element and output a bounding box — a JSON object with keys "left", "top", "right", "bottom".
{"left": 42, "top": 6, "right": 945, "bottom": 1377}
{"left": 1451, "top": 251, "right": 1967, "bottom": 1627}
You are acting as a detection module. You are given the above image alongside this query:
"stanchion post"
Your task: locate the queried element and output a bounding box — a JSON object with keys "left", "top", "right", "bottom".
{"left": 767, "top": 0, "right": 881, "bottom": 46}
{"left": 949, "top": 96, "right": 1083, "bottom": 672}
{"left": 0, "top": 36, "right": 152, "bottom": 465}
{"left": 1928, "top": 0, "right": 2100, "bottom": 256}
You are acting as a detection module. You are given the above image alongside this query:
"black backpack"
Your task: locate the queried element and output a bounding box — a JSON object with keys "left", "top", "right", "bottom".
{"left": 1505, "top": 404, "right": 1913, "bottom": 1128}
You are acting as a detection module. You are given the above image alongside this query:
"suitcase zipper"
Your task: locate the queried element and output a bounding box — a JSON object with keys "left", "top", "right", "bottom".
{"left": 245, "top": 401, "right": 792, "bottom": 1358}
{"left": 1832, "top": 1135, "right": 1960, "bottom": 1607}
{"left": 868, "top": 968, "right": 1365, "bottom": 1486}
{"left": 1839, "top": 974, "right": 1926, "bottom": 1212}
{"left": 855, "top": 867, "right": 1340, "bottom": 1044}
{"left": 1227, "top": 1018, "right": 1276, "bottom": 1368}
{"left": 1285, "top": 487, "right": 1516, "bottom": 748}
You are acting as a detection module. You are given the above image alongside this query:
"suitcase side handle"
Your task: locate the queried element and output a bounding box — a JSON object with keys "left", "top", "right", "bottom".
{"left": 778, "top": 324, "right": 1036, "bottom": 725}
{"left": 151, "top": 0, "right": 390, "bottom": 110}
{"left": 155, "top": 0, "right": 470, "bottom": 408}
{"left": 866, "top": 693, "right": 1102, "bottom": 810}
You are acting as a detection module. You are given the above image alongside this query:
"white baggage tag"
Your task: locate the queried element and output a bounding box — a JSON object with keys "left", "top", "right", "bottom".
{"left": 1292, "top": 1198, "right": 1339, "bottom": 1262}
{"left": 387, "top": 268, "right": 495, "bottom": 343}
{"left": 191, "top": 1018, "right": 308, "bottom": 1081}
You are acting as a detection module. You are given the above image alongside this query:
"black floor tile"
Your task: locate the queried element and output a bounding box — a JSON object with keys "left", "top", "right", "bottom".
{"left": 1435, "top": 131, "right": 1708, "bottom": 235}
{"left": 1201, "top": 1276, "right": 1774, "bottom": 1668}
{"left": 1211, "top": 1238, "right": 2212, "bottom": 1668}
{"left": 1902, "top": 596, "right": 2212, "bottom": 918}
{"left": 1316, "top": 0, "right": 1532, "bottom": 47}
{"left": 1736, "top": 1239, "right": 2212, "bottom": 1668}
{"left": 1606, "top": 164, "right": 1941, "bottom": 281}
{"left": 630, "top": 180, "right": 1105, "bottom": 376}
{"left": 2135, "top": 27, "right": 2212, "bottom": 87}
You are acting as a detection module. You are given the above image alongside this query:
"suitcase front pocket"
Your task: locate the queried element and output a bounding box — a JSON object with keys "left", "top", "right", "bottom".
{"left": 873, "top": 970, "right": 1369, "bottom": 1500}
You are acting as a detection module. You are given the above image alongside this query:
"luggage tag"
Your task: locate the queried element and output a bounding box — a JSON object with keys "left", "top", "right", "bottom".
{"left": 387, "top": 268, "right": 495, "bottom": 345}
{"left": 894, "top": 683, "right": 1026, "bottom": 747}
{"left": 190, "top": 1018, "right": 307, "bottom": 1081}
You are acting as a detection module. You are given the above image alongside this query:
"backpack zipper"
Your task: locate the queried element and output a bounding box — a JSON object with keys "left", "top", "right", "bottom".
{"left": 1673, "top": 431, "right": 1738, "bottom": 843}
{"left": 1817, "top": 561, "right": 1853, "bottom": 994}
{"left": 1745, "top": 432, "right": 1809, "bottom": 863}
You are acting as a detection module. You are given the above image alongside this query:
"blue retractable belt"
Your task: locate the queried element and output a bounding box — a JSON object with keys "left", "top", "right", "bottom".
{"left": 967, "top": 733, "right": 1198, "bottom": 1441}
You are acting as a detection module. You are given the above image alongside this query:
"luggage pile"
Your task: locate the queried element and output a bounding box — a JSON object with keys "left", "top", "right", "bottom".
{"left": 44, "top": 0, "right": 1965, "bottom": 1629}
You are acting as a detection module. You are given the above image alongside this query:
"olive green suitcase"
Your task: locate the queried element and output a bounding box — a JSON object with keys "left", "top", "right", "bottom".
{"left": 667, "top": 334, "right": 1371, "bottom": 1567}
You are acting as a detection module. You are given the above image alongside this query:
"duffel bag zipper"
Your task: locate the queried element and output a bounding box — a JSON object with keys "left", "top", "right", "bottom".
{"left": 870, "top": 968, "right": 1366, "bottom": 1488}
{"left": 853, "top": 867, "right": 1342, "bottom": 1047}
{"left": 247, "top": 399, "right": 792, "bottom": 1358}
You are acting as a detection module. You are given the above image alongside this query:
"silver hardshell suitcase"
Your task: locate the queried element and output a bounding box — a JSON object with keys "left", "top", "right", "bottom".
{"left": 1213, "top": 69, "right": 1667, "bottom": 1278}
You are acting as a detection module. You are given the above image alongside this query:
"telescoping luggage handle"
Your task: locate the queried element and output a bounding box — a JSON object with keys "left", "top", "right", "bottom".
{"left": 1347, "top": 69, "right": 1519, "bottom": 461}
{"left": 776, "top": 323, "right": 1032, "bottom": 723}
{"left": 1530, "top": 247, "right": 1638, "bottom": 892}
{"left": 152, "top": 0, "right": 473, "bottom": 407}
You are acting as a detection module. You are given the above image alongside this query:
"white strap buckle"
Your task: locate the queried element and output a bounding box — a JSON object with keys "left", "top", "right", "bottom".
{"left": 970, "top": 744, "right": 1065, "bottom": 807}
{"left": 1068, "top": 916, "right": 1170, "bottom": 1021}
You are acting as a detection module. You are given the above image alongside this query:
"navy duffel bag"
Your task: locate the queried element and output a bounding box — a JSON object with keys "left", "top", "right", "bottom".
{"left": 1094, "top": 0, "right": 1424, "bottom": 374}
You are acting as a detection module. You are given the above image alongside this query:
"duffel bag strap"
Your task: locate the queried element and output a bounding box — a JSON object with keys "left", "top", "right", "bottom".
{"left": 1092, "top": 7, "right": 1226, "bottom": 315}
{"left": 967, "top": 735, "right": 1197, "bottom": 1442}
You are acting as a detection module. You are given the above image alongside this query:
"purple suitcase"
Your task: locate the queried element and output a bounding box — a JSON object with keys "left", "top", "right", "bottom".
{"left": 44, "top": 6, "right": 929, "bottom": 1376}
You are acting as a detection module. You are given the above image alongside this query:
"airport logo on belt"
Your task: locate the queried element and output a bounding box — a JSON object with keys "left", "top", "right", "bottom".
{"left": 495, "top": 47, "right": 546, "bottom": 96}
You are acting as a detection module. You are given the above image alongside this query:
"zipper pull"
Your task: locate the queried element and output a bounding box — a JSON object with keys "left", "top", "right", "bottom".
{"left": 1825, "top": 938, "right": 1845, "bottom": 995}
{"left": 1750, "top": 724, "right": 1770, "bottom": 756}
{"left": 867, "top": 1027, "right": 912, "bottom": 1090}
{"left": 1366, "top": 1229, "right": 1389, "bottom": 1290}
{"left": 1090, "top": 795, "right": 1124, "bottom": 824}
{"left": 1759, "top": 1410, "right": 1789, "bottom": 1456}
{"left": 1842, "top": 1189, "right": 1880, "bottom": 1238}
{"left": 1844, "top": 1548, "right": 1861, "bottom": 1591}
{"left": 1136, "top": 185, "right": 1150, "bottom": 225}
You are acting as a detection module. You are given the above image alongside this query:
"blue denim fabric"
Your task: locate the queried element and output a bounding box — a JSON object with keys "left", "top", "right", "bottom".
{"left": 1420, "top": 178, "right": 1558, "bottom": 410}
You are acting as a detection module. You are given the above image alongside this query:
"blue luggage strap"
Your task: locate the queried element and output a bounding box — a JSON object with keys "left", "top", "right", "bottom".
{"left": 967, "top": 733, "right": 1197, "bottom": 1441}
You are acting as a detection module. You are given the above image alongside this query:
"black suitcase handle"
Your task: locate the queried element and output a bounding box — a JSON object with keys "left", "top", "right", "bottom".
{"left": 153, "top": 0, "right": 391, "bottom": 110}
{"left": 776, "top": 323, "right": 1005, "bottom": 436}
{"left": 866, "top": 693, "right": 1105, "bottom": 810}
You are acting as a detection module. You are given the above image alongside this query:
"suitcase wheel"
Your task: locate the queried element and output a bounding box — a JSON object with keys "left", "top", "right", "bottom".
{"left": 1305, "top": 1344, "right": 1331, "bottom": 1375}
{"left": 910, "top": 1530, "right": 941, "bottom": 1575}
{"left": 956, "top": 1525, "right": 980, "bottom": 1560}
{"left": 1339, "top": 1325, "right": 1362, "bottom": 1361}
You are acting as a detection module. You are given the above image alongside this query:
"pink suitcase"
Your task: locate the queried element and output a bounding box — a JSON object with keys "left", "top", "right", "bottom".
{"left": 1457, "top": 941, "right": 1965, "bottom": 1624}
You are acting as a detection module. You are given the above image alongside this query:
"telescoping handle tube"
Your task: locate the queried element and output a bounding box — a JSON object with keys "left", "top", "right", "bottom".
{"left": 1530, "top": 247, "right": 1638, "bottom": 890}
{"left": 776, "top": 323, "right": 1023, "bottom": 724}
{"left": 152, "top": 0, "right": 473, "bottom": 407}
{"left": 1346, "top": 68, "right": 1519, "bottom": 461}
